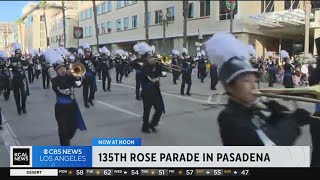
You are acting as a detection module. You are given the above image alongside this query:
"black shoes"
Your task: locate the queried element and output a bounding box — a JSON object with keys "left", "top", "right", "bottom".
{"left": 141, "top": 128, "right": 151, "bottom": 134}
{"left": 84, "top": 103, "right": 90, "bottom": 108}
{"left": 22, "top": 108, "right": 27, "bottom": 114}
{"left": 88, "top": 100, "right": 94, "bottom": 106}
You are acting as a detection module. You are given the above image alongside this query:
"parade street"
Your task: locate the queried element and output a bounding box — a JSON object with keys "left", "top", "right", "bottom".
{"left": 0, "top": 70, "right": 314, "bottom": 166}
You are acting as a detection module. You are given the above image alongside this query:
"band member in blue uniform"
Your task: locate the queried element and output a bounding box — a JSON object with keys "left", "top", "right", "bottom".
{"left": 27, "top": 52, "right": 35, "bottom": 84}
{"left": 0, "top": 51, "right": 10, "bottom": 100}
{"left": 9, "top": 43, "right": 29, "bottom": 115}
{"left": 40, "top": 54, "right": 51, "bottom": 89}
{"left": 171, "top": 49, "right": 180, "bottom": 85}
{"left": 130, "top": 54, "right": 143, "bottom": 100}
{"left": 44, "top": 48, "right": 86, "bottom": 146}
{"left": 281, "top": 50, "right": 294, "bottom": 88}
{"left": 307, "top": 37, "right": 320, "bottom": 167}
{"left": 100, "top": 47, "right": 112, "bottom": 91}
{"left": 205, "top": 32, "right": 311, "bottom": 146}
{"left": 81, "top": 43, "right": 97, "bottom": 108}
{"left": 134, "top": 42, "right": 165, "bottom": 133}
{"left": 180, "top": 48, "right": 195, "bottom": 96}
{"left": 114, "top": 50, "right": 125, "bottom": 83}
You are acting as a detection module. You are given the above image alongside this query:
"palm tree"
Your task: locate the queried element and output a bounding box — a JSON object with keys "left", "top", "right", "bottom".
{"left": 39, "top": 0, "right": 49, "bottom": 48}
{"left": 62, "top": 1, "right": 66, "bottom": 48}
{"left": 92, "top": 0, "right": 100, "bottom": 49}
{"left": 16, "top": 18, "right": 24, "bottom": 47}
{"left": 144, "top": 0, "right": 149, "bottom": 44}
{"left": 182, "top": 1, "right": 188, "bottom": 48}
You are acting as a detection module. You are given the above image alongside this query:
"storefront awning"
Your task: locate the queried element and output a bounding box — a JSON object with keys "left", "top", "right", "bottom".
{"left": 248, "top": 9, "right": 314, "bottom": 29}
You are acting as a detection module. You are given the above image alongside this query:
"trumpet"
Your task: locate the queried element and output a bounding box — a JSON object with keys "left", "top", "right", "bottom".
{"left": 155, "top": 55, "right": 181, "bottom": 72}
{"left": 67, "top": 62, "right": 86, "bottom": 78}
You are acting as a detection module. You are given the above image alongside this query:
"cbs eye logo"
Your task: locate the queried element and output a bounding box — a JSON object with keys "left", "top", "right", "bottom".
{"left": 13, "top": 148, "right": 30, "bottom": 165}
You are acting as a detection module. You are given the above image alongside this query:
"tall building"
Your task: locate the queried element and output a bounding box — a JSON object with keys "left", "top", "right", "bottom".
{"left": 78, "top": 0, "right": 320, "bottom": 56}
{"left": 0, "top": 22, "right": 15, "bottom": 52}
{"left": 48, "top": 1, "right": 79, "bottom": 49}
{"left": 21, "top": 2, "right": 49, "bottom": 52}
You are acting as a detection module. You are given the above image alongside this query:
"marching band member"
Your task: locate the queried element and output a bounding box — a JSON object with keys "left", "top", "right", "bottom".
{"left": 205, "top": 32, "right": 311, "bottom": 146}
{"left": 198, "top": 50, "right": 207, "bottom": 83}
{"left": 81, "top": 43, "right": 97, "bottom": 108}
{"left": 281, "top": 50, "right": 294, "bottom": 88}
{"left": 130, "top": 53, "right": 143, "bottom": 100}
{"left": 210, "top": 62, "right": 218, "bottom": 90}
{"left": 94, "top": 50, "right": 102, "bottom": 80}
{"left": 134, "top": 42, "right": 165, "bottom": 133}
{"left": 307, "top": 38, "right": 320, "bottom": 167}
{"left": 27, "top": 49, "right": 35, "bottom": 84}
{"left": 40, "top": 52, "right": 51, "bottom": 89}
{"left": 35, "top": 50, "right": 42, "bottom": 79}
{"left": 171, "top": 49, "right": 180, "bottom": 85}
{"left": 44, "top": 48, "right": 86, "bottom": 146}
{"left": 114, "top": 50, "right": 125, "bottom": 83}
{"left": 100, "top": 47, "right": 112, "bottom": 91}
{"left": 180, "top": 48, "right": 195, "bottom": 96}
{"left": 9, "top": 43, "right": 29, "bottom": 115}
{"left": 0, "top": 51, "right": 10, "bottom": 100}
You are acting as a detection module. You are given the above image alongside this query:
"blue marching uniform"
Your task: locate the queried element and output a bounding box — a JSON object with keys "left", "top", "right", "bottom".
{"left": 52, "top": 74, "right": 86, "bottom": 146}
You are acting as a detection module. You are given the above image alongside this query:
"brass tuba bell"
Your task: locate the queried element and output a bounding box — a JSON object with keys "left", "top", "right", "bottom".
{"left": 68, "top": 62, "right": 86, "bottom": 78}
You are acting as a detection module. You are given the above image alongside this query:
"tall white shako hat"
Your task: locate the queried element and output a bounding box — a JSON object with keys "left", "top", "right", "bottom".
{"left": 12, "top": 42, "right": 22, "bottom": 54}
{"left": 82, "top": 43, "right": 91, "bottom": 52}
{"left": 43, "top": 48, "right": 65, "bottom": 70}
{"left": 133, "top": 42, "right": 153, "bottom": 60}
{"left": 205, "top": 32, "right": 258, "bottom": 86}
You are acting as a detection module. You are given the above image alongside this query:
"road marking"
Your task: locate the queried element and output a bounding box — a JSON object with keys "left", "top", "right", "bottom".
{"left": 0, "top": 115, "right": 21, "bottom": 153}
{"left": 97, "top": 100, "right": 141, "bottom": 118}
{"left": 97, "top": 80, "right": 208, "bottom": 104}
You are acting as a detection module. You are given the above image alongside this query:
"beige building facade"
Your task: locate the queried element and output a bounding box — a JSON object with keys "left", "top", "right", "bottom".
{"left": 48, "top": 1, "right": 79, "bottom": 49}
{"left": 0, "top": 22, "right": 15, "bottom": 53}
{"left": 78, "top": 0, "right": 320, "bottom": 57}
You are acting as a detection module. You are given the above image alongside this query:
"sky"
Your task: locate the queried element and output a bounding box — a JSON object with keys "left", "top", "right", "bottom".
{"left": 0, "top": 1, "right": 36, "bottom": 22}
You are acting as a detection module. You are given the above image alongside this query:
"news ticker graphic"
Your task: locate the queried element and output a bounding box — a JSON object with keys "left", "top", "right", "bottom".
{"left": 10, "top": 145, "right": 310, "bottom": 168}
{"left": 9, "top": 168, "right": 250, "bottom": 176}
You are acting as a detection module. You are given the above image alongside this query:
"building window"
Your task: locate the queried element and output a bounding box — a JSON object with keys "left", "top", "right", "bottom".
{"left": 219, "top": 0, "right": 238, "bottom": 20}
{"left": 101, "top": 23, "right": 105, "bottom": 33}
{"left": 147, "top": 12, "right": 151, "bottom": 25}
{"left": 108, "top": 1, "right": 112, "bottom": 11}
{"left": 85, "top": 27, "right": 88, "bottom": 37}
{"left": 89, "top": 26, "right": 93, "bottom": 36}
{"left": 132, "top": 15, "right": 137, "bottom": 28}
{"left": 80, "top": 11, "right": 84, "bottom": 20}
{"left": 132, "top": 0, "right": 137, "bottom": 4}
{"left": 117, "top": 1, "right": 122, "bottom": 9}
{"left": 155, "top": 10, "right": 163, "bottom": 24}
{"left": 188, "top": 2, "right": 194, "bottom": 18}
{"left": 124, "top": 17, "right": 129, "bottom": 30}
{"left": 40, "top": 32, "right": 45, "bottom": 39}
{"left": 284, "top": 0, "right": 299, "bottom": 10}
{"left": 116, "top": 19, "right": 122, "bottom": 31}
{"left": 96, "top": 4, "right": 101, "bottom": 15}
{"left": 107, "top": 21, "right": 112, "bottom": 32}
{"left": 85, "top": 9, "right": 89, "bottom": 19}
{"left": 40, "top": 23, "right": 45, "bottom": 30}
{"left": 102, "top": 2, "right": 106, "bottom": 13}
{"left": 200, "top": 0, "right": 210, "bottom": 17}
{"left": 261, "top": 0, "right": 274, "bottom": 13}
{"left": 124, "top": 0, "right": 129, "bottom": 6}
{"left": 312, "top": 1, "right": 320, "bottom": 9}
{"left": 166, "top": 7, "right": 175, "bottom": 22}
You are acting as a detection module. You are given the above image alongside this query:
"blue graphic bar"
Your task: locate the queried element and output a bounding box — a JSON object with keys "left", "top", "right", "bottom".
{"left": 92, "top": 138, "right": 142, "bottom": 146}
{"left": 32, "top": 146, "right": 92, "bottom": 167}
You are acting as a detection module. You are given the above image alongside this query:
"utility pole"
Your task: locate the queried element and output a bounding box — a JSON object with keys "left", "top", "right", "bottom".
{"left": 162, "top": 13, "right": 168, "bottom": 54}
{"left": 62, "top": 1, "right": 67, "bottom": 48}
{"left": 304, "top": 0, "right": 311, "bottom": 56}
{"left": 144, "top": 0, "right": 149, "bottom": 44}
{"left": 229, "top": 0, "right": 236, "bottom": 33}
{"left": 183, "top": 0, "right": 188, "bottom": 48}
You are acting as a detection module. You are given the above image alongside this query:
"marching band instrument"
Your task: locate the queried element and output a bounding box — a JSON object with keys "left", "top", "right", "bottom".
{"left": 155, "top": 55, "right": 181, "bottom": 72}
{"left": 67, "top": 62, "right": 86, "bottom": 78}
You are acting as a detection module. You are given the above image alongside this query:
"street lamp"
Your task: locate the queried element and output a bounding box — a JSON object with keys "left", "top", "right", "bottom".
{"left": 161, "top": 11, "right": 169, "bottom": 54}
{"left": 65, "top": 17, "right": 80, "bottom": 48}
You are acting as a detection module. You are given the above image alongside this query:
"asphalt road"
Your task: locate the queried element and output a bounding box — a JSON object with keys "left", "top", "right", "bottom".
{"left": 0, "top": 69, "right": 314, "bottom": 166}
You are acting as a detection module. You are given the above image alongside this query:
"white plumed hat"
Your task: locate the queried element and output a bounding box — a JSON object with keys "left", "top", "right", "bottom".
{"left": 181, "top": 48, "right": 188, "bottom": 55}
{"left": 248, "top": 45, "right": 256, "bottom": 57}
{"left": 101, "top": 47, "right": 110, "bottom": 56}
{"left": 133, "top": 42, "right": 153, "bottom": 59}
{"left": 11, "top": 42, "right": 22, "bottom": 54}
{"left": 201, "top": 50, "right": 206, "bottom": 56}
{"left": 78, "top": 48, "right": 84, "bottom": 55}
{"left": 43, "top": 48, "right": 64, "bottom": 70}
{"left": 204, "top": 32, "right": 257, "bottom": 86}
{"left": 172, "top": 49, "right": 180, "bottom": 56}
{"left": 0, "top": 51, "right": 8, "bottom": 59}
{"left": 82, "top": 43, "right": 91, "bottom": 52}
{"left": 280, "top": 50, "right": 289, "bottom": 59}
{"left": 151, "top": 45, "right": 156, "bottom": 53}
